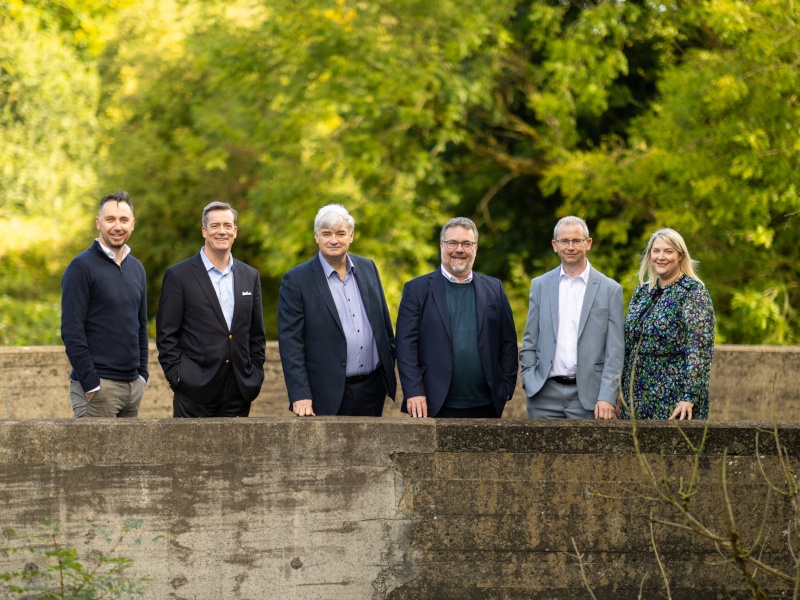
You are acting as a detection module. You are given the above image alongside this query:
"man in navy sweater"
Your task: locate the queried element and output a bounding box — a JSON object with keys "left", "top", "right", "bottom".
{"left": 61, "top": 191, "right": 148, "bottom": 417}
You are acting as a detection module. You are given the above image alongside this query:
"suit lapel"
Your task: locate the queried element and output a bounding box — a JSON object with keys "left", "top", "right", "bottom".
{"left": 429, "top": 272, "right": 452, "bottom": 340}
{"left": 578, "top": 267, "right": 600, "bottom": 337}
{"left": 231, "top": 260, "right": 243, "bottom": 330}
{"left": 473, "top": 273, "right": 487, "bottom": 336}
{"left": 548, "top": 267, "right": 560, "bottom": 339}
{"left": 310, "top": 256, "right": 345, "bottom": 336}
{"left": 190, "top": 253, "right": 228, "bottom": 330}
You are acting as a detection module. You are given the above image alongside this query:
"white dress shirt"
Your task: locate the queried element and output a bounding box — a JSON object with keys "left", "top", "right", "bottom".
{"left": 548, "top": 261, "right": 591, "bottom": 378}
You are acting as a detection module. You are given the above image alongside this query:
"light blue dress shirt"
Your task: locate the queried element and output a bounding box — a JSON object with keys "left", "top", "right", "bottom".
{"left": 319, "top": 253, "right": 379, "bottom": 377}
{"left": 200, "top": 248, "right": 235, "bottom": 331}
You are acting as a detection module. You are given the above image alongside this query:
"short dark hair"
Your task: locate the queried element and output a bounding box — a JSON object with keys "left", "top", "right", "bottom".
{"left": 99, "top": 191, "right": 133, "bottom": 214}
{"left": 202, "top": 202, "right": 238, "bottom": 228}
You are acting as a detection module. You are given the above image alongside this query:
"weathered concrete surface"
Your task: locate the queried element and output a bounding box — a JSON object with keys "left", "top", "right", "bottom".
{"left": 0, "top": 419, "right": 797, "bottom": 599}
{"left": 2, "top": 344, "right": 799, "bottom": 420}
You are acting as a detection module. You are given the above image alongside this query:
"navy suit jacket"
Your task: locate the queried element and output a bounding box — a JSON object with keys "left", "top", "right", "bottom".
{"left": 395, "top": 270, "right": 518, "bottom": 417}
{"left": 156, "top": 253, "right": 266, "bottom": 405}
{"left": 277, "top": 254, "right": 396, "bottom": 415}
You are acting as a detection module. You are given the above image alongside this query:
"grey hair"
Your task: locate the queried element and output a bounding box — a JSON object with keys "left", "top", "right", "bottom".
{"left": 202, "top": 202, "right": 238, "bottom": 228}
{"left": 440, "top": 217, "right": 479, "bottom": 244}
{"left": 553, "top": 216, "right": 589, "bottom": 240}
{"left": 314, "top": 204, "right": 355, "bottom": 234}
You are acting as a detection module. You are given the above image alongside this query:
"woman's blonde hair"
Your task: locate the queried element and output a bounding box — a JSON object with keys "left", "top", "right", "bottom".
{"left": 638, "top": 228, "right": 703, "bottom": 290}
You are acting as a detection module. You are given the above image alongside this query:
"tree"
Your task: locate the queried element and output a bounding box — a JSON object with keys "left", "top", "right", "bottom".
{"left": 0, "top": 1, "right": 101, "bottom": 344}
{"left": 98, "top": 0, "right": 523, "bottom": 335}
{"left": 4, "top": 0, "right": 796, "bottom": 343}
{"left": 543, "top": 0, "right": 800, "bottom": 342}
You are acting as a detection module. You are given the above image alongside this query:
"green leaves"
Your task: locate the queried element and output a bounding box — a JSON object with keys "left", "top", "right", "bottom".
{"left": 1, "top": 517, "right": 156, "bottom": 599}
{"left": 544, "top": 0, "right": 800, "bottom": 342}
{"left": 2, "top": 0, "right": 799, "bottom": 343}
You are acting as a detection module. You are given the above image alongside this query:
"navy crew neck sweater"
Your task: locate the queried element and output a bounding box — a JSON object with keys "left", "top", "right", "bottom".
{"left": 443, "top": 279, "right": 491, "bottom": 409}
{"left": 60, "top": 240, "right": 148, "bottom": 392}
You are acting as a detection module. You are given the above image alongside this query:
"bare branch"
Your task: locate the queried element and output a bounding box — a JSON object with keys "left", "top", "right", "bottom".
{"left": 649, "top": 516, "right": 672, "bottom": 600}
{"left": 569, "top": 537, "right": 598, "bottom": 600}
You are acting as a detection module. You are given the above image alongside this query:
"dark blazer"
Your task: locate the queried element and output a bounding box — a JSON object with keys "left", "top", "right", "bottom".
{"left": 156, "top": 253, "right": 266, "bottom": 405}
{"left": 277, "top": 254, "right": 396, "bottom": 415}
{"left": 395, "top": 270, "right": 518, "bottom": 417}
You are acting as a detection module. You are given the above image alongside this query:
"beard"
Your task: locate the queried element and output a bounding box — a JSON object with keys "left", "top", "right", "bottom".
{"left": 442, "top": 254, "right": 474, "bottom": 277}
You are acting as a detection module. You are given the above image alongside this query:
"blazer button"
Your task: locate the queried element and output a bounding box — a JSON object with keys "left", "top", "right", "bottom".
{"left": 229, "top": 335, "right": 233, "bottom": 340}
{"left": 225, "top": 359, "right": 230, "bottom": 364}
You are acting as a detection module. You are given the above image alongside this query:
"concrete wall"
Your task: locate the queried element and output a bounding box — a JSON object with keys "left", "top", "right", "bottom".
{"left": 2, "top": 344, "right": 799, "bottom": 420}
{"left": 0, "top": 419, "right": 796, "bottom": 599}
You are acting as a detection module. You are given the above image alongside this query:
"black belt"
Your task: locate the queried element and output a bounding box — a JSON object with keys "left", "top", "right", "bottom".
{"left": 550, "top": 375, "right": 577, "bottom": 385}
{"left": 346, "top": 370, "right": 377, "bottom": 384}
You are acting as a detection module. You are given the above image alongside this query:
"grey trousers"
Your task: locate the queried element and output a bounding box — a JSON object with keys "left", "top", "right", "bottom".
{"left": 70, "top": 377, "right": 145, "bottom": 418}
{"left": 526, "top": 378, "right": 595, "bottom": 419}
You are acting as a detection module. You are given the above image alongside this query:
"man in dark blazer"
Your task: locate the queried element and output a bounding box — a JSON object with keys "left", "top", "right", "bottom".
{"left": 156, "top": 202, "right": 266, "bottom": 418}
{"left": 396, "top": 217, "right": 518, "bottom": 418}
{"left": 519, "top": 216, "right": 623, "bottom": 419}
{"left": 278, "top": 204, "right": 396, "bottom": 416}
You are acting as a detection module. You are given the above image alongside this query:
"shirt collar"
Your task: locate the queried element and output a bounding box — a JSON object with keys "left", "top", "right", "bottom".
{"left": 319, "top": 252, "right": 353, "bottom": 279}
{"left": 440, "top": 264, "right": 473, "bottom": 284}
{"left": 200, "top": 247, "right": 234, "bottom": 273}
{"left": 559, "top": 260, "right": 591, "bottom": 284}
{"left": 96, "top": 239, "right": 131, "bottom": 262}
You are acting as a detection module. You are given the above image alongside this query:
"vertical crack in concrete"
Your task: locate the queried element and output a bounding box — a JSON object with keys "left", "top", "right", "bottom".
{"left": 370, "top": 455, "right": 421, "bottom": 599}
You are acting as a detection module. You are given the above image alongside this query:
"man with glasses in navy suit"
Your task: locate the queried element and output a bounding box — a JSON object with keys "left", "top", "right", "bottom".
{"left": 396, "top": 217, "right": 518, "bottom": 419}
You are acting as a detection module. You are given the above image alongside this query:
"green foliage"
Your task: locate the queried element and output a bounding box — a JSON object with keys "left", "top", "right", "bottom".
{"left": 546, "top": 0, "right": 800, "bottom": 342}
{"left": 0, "top": 517, "right": 158, "bottom": 599}
{"left": 1, "top": 0, "right": 799, "bottom": 343}
{"left": 96, "top": 0, "right": 523, "bottom": 332}
{"left": 0, "top": 296, "right": 61, "bottom": 346}
{"left": 0, "top": 2, "right": 99, "bottom": 216}
{"left": 0, "top": 1, "right": 102, "bottom": 345}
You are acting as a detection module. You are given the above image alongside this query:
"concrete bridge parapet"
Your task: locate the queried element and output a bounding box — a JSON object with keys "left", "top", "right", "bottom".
{"left": 2, "top": 343, "right": 799, "bottom": 420}
{"left": 0, "top": 418, "right": 797, "bottom": 598}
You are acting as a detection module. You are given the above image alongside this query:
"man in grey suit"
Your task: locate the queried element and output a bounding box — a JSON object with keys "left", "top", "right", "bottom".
{"left": 278, "top": 204, "right": 396, "bottom": 416}
{"left": 519, "top": 216, "right": 623, "bottom": 419}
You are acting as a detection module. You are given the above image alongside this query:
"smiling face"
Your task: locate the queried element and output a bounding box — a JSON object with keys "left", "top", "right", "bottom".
{"left": 96, "top": 201, "right": 134, "bottom": 250}
{"left": 202, "top": 209, "right": 237, "bottom": 255}
{"left": 440, "top": 225, "right": 477, "bottom": 280}
{"left": 650, "top": 236, "right": 682, "bottom": 285}
{"left": 315, "top": 221, "right": 354, "bottom": 263}
{"left": 551, "top": 222, "right": 592, "bottom": 274}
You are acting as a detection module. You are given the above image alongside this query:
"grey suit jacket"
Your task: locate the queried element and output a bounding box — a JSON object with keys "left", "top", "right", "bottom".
{"left": 519, "top": 265, "right": 624, "bottom": 410}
